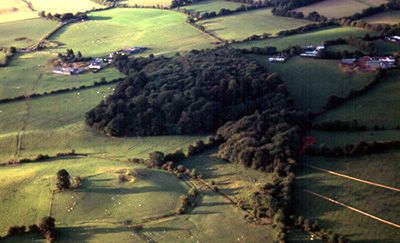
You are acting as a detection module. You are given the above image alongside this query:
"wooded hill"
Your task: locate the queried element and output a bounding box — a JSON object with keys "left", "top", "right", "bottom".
{"left": 86, "top": 48, "right": 304, "bottom": 171}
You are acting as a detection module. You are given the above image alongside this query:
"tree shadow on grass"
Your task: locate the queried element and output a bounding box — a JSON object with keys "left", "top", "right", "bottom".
{"left": 88, "top": 16, "right": 112, "bottom": 21}
{"left": 58, "top": 225, "right": 133, "bottom": 242}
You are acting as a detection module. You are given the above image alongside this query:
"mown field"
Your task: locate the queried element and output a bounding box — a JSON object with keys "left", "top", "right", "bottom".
{"left": 182, "top": 0, "right": 247, "bottom": 13}
{"left": 0, "top": 51, "right": 123, "bottom": 100}
{"left": 250, "top": 55, "right": 376, "bottom": 113}
{"left": 28, "top": 0, "right": 103, "bottom": 13}
{"left": 233, "top": 27, "right": 374, "bottom": 50}
{"left": 198, "top": 8, "right": 313, "bottom": 41}
{"left": 50, "top": 8, "right": 216, "bottom": 57}
{"left": 295, "top": 0, "right": 388, "bottom": 18}
{"left": 364, "top": 10, "right": 400, "bottom": 25}
{"left": 0, "top": 18, "right": 58, "bottom": 48}
{"left": 294, "top": 157, "right": 400, "bottom": 242}
{"left": 0, "top": 0, "right": 36, "bottom": 23}
{"left": 316, "top": 69, "right": 400, "bottom": 128}
{"left": 120, "top": 0, "right": 172, "bottom": 7}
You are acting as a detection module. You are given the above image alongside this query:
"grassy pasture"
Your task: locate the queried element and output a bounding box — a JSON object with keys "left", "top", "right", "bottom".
{"left": 0, "top": 51, "right": 123, "bottom": 100}
{"left": 294, "top": 163, "right": 400, "bottom": 242}
{"left": 120, "top": 0, "right": 172, "bottom": 7}
{"left": 50, "top": 8, "right": 216, "bottom": 57}
{"left": 295, "top": 0, "right": 388, "bottom": 18}
{"left": 0, "top": 0, "right": 37, "bottom": 23}
{"left": 304, "top": 151, "right": 400, "bottom": 189}
{"left": 57, "top": 180, "right": 274, "bottom": 242}
{"left": 316, "top": 69, "right": 400, "bottom": 128}
{"left": 140, "top": 188, "right": 275, "bottom": 242}
{"left": 326, "top": 44, "right": 361, "bottom": 53}
{"left": 364, "top": 11, "right": 400, "bottom": 25}
{"left": 198, "top": 8, "right": 313, "bottom": 41}
{"left": 0, "top": 84, "right": 205, "bottom": 162}
{"left": 233, "top": 27, "right": 373, "bottom": 51}
{"left": 0, "top": 51, "right": 6, "bottom": 65}
{"left": 374, "top": 40, "right": 400, "bottom": 55}
{"left": 0, "top": 18, "right": 58, "bottom": 48}
{"left": 180, "top": 149, "right": 273, "bottom": 201}
{"left": 28, "top": 0, "right": 103, "bottom": 13}
{"left": 0, "top": 157, "right": 188, "bottom": 236}
{"left": 182, "top": 0, "right": 246, "bottom": 13}
{"left": 250, "top": 55, "right": 375, "bottom": 113}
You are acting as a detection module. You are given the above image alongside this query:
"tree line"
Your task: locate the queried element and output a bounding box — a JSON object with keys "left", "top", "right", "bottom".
{"left": 305, "top": 140, "right": 400, "bottom": 157}
{"left": 38, "top": 11, "right": 88, "bottom": 22}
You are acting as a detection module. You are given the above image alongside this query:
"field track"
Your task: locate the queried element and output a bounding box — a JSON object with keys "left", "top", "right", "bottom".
{"left": 305, "top": 164, "right": 400, "bottom": 192}
{"left": 303, "top": 189, "right": 400, "bottom": 229}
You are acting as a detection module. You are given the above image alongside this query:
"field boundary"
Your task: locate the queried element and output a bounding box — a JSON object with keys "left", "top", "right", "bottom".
{"left": 303, "top": 189, "right": 400, "bottom": 229}
{"left": 0, "top": 77, "right": 123, "bottom": 105}
{"left": 305, "top": 164, "right": 400, "bottom": 192}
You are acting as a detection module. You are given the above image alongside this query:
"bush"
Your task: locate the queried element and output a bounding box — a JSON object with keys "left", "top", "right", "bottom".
{"left": 148, "top": 151, "right": 165, "bottom": 167}
{"left": 56, "top": 169, "right": 70, "bottom": 190}
{"left": 164, "top": 149, "right": 186, "bottom": 163}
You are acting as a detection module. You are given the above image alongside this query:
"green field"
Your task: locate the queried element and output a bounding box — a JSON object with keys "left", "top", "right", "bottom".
{"left": 374, "top": 40, "right": 400, "bottom": 55}
{"left": 198, "top": 8, "right": 313, "bottom": 41}
{"left": 364, "top": 10, "right": 400, "bottom": 25}
{"left": 294, "top": 175, "right": 400, "bottom": 242}
{"left": 294, "top": 154, "right": 400, "bottom": 242}
{"left": 0, "top": 51, "right": 6, "bottom": 65}
{"left": 182, "top": 0, "right": 246, "bottom": 14}
{"left": 250, "top": 55, "right": 375, "bottom": 113}
{"left": 0, "top": 18, "right": 58, "bottom": 48}
{"left": 316, "top": 69, "right": 400, "bottom": 128}
{"left": 295, "top": 0, "right": 387, "bottom": 18}
{"left": 50, "top": 8, "right": 216, "bottom": 57}
{"left": 0, "top": 0, "right": 37, "bottom": 23}
{"left": 326, "top": 44, "right": 361, "bottom": 53}
{"left": 180, "top": 149, "right": 273, "bottom": 201}
{"left": 0, "top": 51, "right": 123, "bottom": 100}
{"left": 0, "top": 83, "right": 205, "bottom": 162}
{"left": 120, "top": 0, "right": 172, "bottom": 7}
{"left": 233, "top": 27, "right": 373, "bottom": 51}
{"left": 0, "top": 157, "right": 188, "bottom": 234}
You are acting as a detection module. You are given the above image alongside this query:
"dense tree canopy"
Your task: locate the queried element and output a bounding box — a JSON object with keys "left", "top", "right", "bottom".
{"left": 87, "top": 48, "right": 296, "bottom": 136}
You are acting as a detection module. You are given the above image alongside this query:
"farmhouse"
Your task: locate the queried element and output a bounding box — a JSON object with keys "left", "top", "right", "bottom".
{"left": 88, "top": 58, "right": 106, "bottom": 70}
{"left": 53, "top": 67, "right": 83, "bottom": 75}
{"left": 386, "top": 35, "right": 400, "bottom": 43}
{"left": 341, "top": 58, "right": 357, "bottom": 65}
{"left": 112, "top": 46, "right": 147, "bottom": 56}
{"left": 268, "top": 55, "right": 288, "bottom": 63}
{"left": 300, "top": 45, "right": 325, "bottom": 57}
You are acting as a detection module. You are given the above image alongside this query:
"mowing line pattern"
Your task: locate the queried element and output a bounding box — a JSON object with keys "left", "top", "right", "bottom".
{"left": 303, "top": 189, "right": 400, "bottom": 229}
{"left": 305, "top": 164, "right": 400, "bottom": 192}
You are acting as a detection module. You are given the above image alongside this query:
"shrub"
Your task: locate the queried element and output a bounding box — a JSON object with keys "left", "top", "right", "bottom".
{"left": 56, "top": 169, "right": 70, "bottom": 190}
{"left": 148, "top": 151, "right": 165, "bottom": 167}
